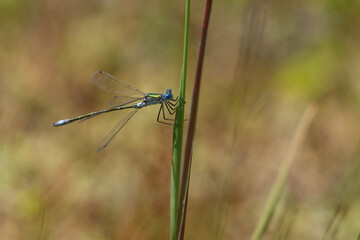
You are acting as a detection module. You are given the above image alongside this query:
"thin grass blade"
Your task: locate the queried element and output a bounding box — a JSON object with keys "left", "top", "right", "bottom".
{"left": 170, "top": 0, "right": 190, "bottom": 239}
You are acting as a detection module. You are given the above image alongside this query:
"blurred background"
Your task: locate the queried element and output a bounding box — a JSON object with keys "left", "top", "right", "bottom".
{"left": 0, "top": 0, "right": 359, "bottom": 239}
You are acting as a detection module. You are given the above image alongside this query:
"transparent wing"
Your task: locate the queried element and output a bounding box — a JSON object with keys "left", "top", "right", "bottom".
{"left": 96, "top": 109, "right": 139, "bottom": 154}
{"left": 90, "top": 70, "right": 146, "bottom": 97}
{"left": 106, "top": 96, "right": 144, "bottom": 108}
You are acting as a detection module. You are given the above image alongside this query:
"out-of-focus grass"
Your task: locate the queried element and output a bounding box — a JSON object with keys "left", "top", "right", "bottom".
{"left": 0, "top": 0, "right": 360, "bottom": 239}
{"left": 251, "top": 104, "right": 318, "bottom": 240}
{"left": 321, "top": 146, "right": 360, "bottom": 240}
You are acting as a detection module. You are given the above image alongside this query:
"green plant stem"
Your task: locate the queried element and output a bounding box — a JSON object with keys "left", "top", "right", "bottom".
{"left": 170, "top": 0, "right": 190, "bottom": 239}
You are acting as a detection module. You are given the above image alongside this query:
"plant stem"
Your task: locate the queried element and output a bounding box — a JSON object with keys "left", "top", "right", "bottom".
{"left": 170, "top": 0, "right": 190, "bottom": 239}
{"left": 177, "top": 0, "right": 212, "bottom": 239}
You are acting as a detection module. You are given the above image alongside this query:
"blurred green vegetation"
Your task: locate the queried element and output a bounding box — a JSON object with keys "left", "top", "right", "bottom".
{"left": 0, "top": 0, "right": 359, "bottom": 239}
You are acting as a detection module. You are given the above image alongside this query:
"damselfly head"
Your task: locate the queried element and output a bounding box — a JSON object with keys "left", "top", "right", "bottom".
{"left": 164, "top": 89, "right": 173, "bottom": 100}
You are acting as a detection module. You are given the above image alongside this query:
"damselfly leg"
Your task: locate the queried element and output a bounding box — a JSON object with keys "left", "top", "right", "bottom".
{"left": 156, "top": 97, "right": 184, "bottom": 125}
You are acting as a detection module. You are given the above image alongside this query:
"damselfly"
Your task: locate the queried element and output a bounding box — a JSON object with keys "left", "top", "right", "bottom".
{"left": 53, "top": 70, "right": 179, "bottom": 153}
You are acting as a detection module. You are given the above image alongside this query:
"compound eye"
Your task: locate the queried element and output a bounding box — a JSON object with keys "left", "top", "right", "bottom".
{"left": 165, "top": 94, "right": 172, "bottom": 100}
